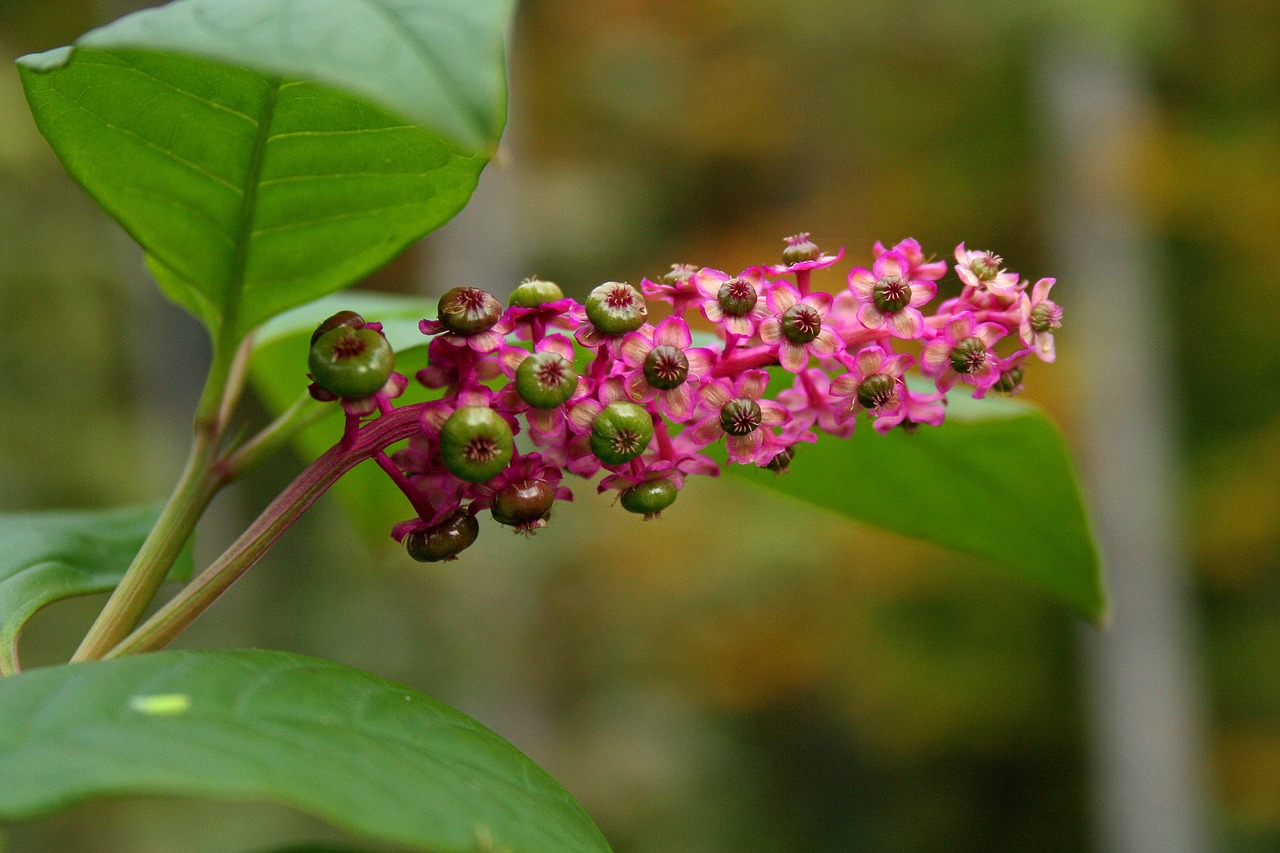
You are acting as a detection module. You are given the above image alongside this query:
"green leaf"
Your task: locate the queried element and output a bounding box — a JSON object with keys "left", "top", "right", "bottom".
{"left": 0, "top": 506, "right": 194, "bottom": 676}
{"left": 16, "top": 0, "right": 512, "bottom": 340}
{"left": 0, "top": 649, "right": 611, "bottom": 853}
{"left": 726, "top": 390, "right": 1108, "bottom": 622}
{"left": 250, "top": 292, "right": 440, "bottom": 546}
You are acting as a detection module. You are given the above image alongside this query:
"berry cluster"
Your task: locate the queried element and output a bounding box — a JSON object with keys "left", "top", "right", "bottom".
{"left": 304, "top": 235, "right": 1063, "bottom": 562}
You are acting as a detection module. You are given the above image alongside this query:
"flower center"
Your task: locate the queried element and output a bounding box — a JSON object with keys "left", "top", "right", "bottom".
{"left": 611, "top": 429, "right": 644, "bottom": 456}
{"left": 720, "top": 398, "right": 763, "bottom": 436}
{"left": 781, "top": 304, "right": 822, "bottom": 344}
{"left": 330, "top": 332, "right": 367, "bottom": 359}
{"left": 606, "top": 286, "right": 637, "bottom": 309}
{"left": 856, "top": 373, "right": 898, "bottom": 410}
{"left": 971, "top": 252, "right": 1002, "bottom": 282}
{"left": 643, "top": 345, "right": 690, "bottom": 390}
{"left": 464, "top": 436, "right": 500, "bottom": 462}
{"left": 1029, "top": 301, "right": 1063, "bottom": 334}
{"left": 535, "top": 357, "right": 568, "bottom": 387}
{"left": 950, "top": 336, "right": 989, "bottom": 374}
{"left": 717, "top": 277, "right": 758, "bottom": 316}
{"left": 872, "top": 276, "right": 911, "bottom": 313}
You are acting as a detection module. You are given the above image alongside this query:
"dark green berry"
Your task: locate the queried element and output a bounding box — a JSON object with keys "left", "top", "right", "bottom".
{"left": 765, "top": 446, "right": 796, "bottom": 473}
{"left": 310, "top": 310, "right": 365, "bottom": 346}
{"left": 405, "top": 512, "right": 480, "bottom": 562}
{"left": 438, "top": 287, "right": 502, "bottom": 335}
{"left": 440, "top": 406, "right": 514, "bottom": 482}
{"left": 585, "top": 282, "right": 647, "bottom": 335}
{"left": 643, "top": 346, "right": 689, "bottom": 390}
{"left": 509, "top": 278, "right": 564, "bottom": 308}
{"left": 719, "top": 398, "right": 763, "bottom": 436}
{"left": 620, "top": 479, "right": 678, "bottom": 518}
{"left": 871, "top": 277, "right": 911, "bottom": 313}
{"left": 308, "top": 327, "right": 395, "bottom": 399}
{"left": 780, "top": 303, "right": 823, "bottom": 344}
{"left": 515, "top": 352, "right": 579, "bottom": 408}
{"left": 782, "top": 233, "right": 821, "bottom": 265}
{"left": 993, "top": 365, "right": 1025, "bottom": 394}
{"left": 949, "top": 337, "right": 989, "bottom": 374}
{"left": 492, "top": 480, "right": 555, "bottom": 528}
{"left": 717, "top": 277, "right": 758, "bottom": 316}
{"left": 856, "top": 373, "right": 897, "bottom": 410}
{"left": 590, "top": 401, "right": 654, "bottom": 464}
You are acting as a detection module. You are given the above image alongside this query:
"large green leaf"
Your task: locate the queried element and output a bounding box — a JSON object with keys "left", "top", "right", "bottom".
{"left": 726, "top": 390, "right": 1107, "bottom": 622}
{"left": 250, "top": 292, "right": 440, "bottom": 545}
{"left": 0, "top": 506, "right": 193, "bottom": 676}
{"left": 0, "top": 649, "right": 611, "bottom": 853}
{"left": 16, "top": 0, "right": 512, "bottom": 340}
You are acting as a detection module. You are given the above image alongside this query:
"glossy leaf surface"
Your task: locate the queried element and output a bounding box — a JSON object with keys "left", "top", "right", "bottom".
{"left": 0, "top": 505, "right": 193, "bottom": 676}
{"left": 16, "top": 0, "right": 511, "bottom": 339}
{"left": 0, "top": 649, "right": 611, "bottom": 853}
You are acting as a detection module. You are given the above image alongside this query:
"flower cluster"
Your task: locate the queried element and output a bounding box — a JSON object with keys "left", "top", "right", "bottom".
{"left": 305, "top": 235, "right": 1062, "bottom": 562}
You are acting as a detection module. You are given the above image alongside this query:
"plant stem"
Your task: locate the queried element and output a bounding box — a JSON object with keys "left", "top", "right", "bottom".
{"left": 217, "top": 393, "right": 328, "bottom": 481}
{"left": 105, "top": 403, "right": 427, "bottom": 658}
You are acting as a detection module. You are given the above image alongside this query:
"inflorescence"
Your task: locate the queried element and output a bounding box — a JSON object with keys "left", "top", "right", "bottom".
{"left": 304, "top": 235, "right": 1063, "bottom": 562}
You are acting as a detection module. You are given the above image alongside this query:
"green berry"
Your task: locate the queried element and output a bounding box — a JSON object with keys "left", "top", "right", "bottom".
{"left": 308, "top": 327, "right": 394, "bottom": 399}
{"left": 440, "top": 407, "right": 514, "bottom": 482}
{"left": 717, "top": 277, "right": 758, "bottom": 316}
{"left": 782, "top": 233, "right": 821, "bottom": 265}
{"left": 405, "top": 512, "right": 480, "bottom": 562}
{"left": 949, "top": 337, "right": 988, "bottom": 374}
{"left": 585, "top": 282, "right": 647, "bottom": 335}
{"left": 620, "top": 478, "right": 678, "bottom": 517}
{"left": 515, "top": 352, "right": 579, "bottom": 408}
{"left": 765, "top": 446, "right": 796, "bottom": 473}
{"left": 719, "top": 398, "right": 763, "bottom": 436}
{"left": 509, "top": 278, "right": 564, "bottom": 307}
{"left": 438, "top": 287, "right": 502, "bottom": 335}
{"left": 590, "top": 401, "right": 654, "bottom": 464}
{"left": 780, "top": 303, "right": 822, "bottom": 344}
{"left": 310, "top": 310, "right": 364, "bottom": 346}
{"left": 643, "top": 345, "right": 689, "bottom": 390}
{"left": 492, "top": 480, "right": 555, "bottom": 528}
{"left": 856, "top": 373, "right": 897, "bottom": 410}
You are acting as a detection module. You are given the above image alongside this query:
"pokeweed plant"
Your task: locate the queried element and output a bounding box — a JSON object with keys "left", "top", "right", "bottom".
{"left": 0, "top": 1, "right": 1103, "bottom": 851}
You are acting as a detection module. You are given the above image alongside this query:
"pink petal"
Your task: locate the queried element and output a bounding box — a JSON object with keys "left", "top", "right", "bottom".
{"left": 661, "top": 384, "right": 694, "bottom": 421}
{"left": 693, "top": 268, "right": 728, "bottom": 299}
{"left": 654, "top": 316, "right": 692, "bottom": 348}
{"left": 808, "top": 327, "right": 840, "bottom": 358}
{"left": 700, "top": 380, "right": 732, "bottom": 410}
{"left": 758, "top": 399, "right": 790, "bottom": 426}
{"left": 920, "top": 341, "right": 951, "bottom": 376}
{"left": 620, "top": 332, "right": 652, "bottom": 367}
{"left": 725, "top": 315, "right": 754, "bottom": 337}
{"left": 738, "top": 369, "right": 770, "bottom": 399}
{"left": 685, "top": 348, "right": 715, "bottom": 377}
{"left": 974, "top": 322, "right": 1008, "bottom": 347}
{"left": 759, "top": 318, "right": 783, "bottom": 345}
{"left": 726, "top": 430, "right": 764, "bottom": 463}
{"left": 847, "top": 269, "right": 876, "bottom": 300}
{"left": 1035, "top": 332, "right": 1057, "bottom": 363}
{"left": 528, "top": 407, "right": 557, "bottom": 433}
{"left": 702, "top": 300, "right": 725, "bottom": 322}
{"left": 882, "top": 353, "right": 915, "bottom": 377}
{"left": 779, "top": 341, "right": 809, "bottom": 372}
{"left": 625, "top": 372, "right": 657, "bottom": 403}
{"left": 690, "top": 416, "right": 725, "bottom": 445}
{"left": 887, "top": 307, "right": 925, "bottom": 339}
{"left": 541, "top": 334, "right": 577, "bottom": 362}
{"left": 854, "top": 346, "right": 885, "bottom": 378}
{"left": 945, "top": 312, "right": 976, "bottom": 341}
{"left": 830, "top": 372, "right": 860, "bottom": 398}
{"left": 568, "top": 400, "right": 601, "bottom": 432}
{"left": 767, "top": 284, "right": 799, "bottom": 313}
{"left": 872, "top": 251, "right": 909, "bottom": 281}
{"left": 856, "top": 302, "right": 887, "bottom": 330}
{"left": 469, "top": 329, "right": 505, "bottom": 352}
{"left": 907, "top": 280, "right": 937, "bottom": 308}
{"left": 800, "top": 291, "right": 833, "bottom": 315}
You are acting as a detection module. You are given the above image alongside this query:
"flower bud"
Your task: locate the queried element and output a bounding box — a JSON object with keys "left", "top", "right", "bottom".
{"left": 719, "top": 398, "right": 763, "bottom": 436}
{"left": 492, "top": 480, "right": 555, "bottom": 529}
{"left": 590, "top": 401, "right": 654, "bottom": 464}
{"left": 782, "top": 233, "right": 821, "bottom": 265}
{"left": 509, "top": 278, "right": 564, "bottom": 308}
{"left": 949, "top": 336, "right": 989, "bottom": 374}
{"left": 438, "top": 287, "right": 502, "bottom": 335}
{"left": 765, "top": 446, "right": 796, "bottom": 473}
{"left": 405, "top": 512, "right": 480, "bottom": 562}
{"left": 856, "top": 373, "right": 897, "bottom": 410}
{"left": 717, "top": 277, "right": 758, "bottom": 317}
{"left": 308, "top": 327, "right": 395, "bottom": 399}
{"left": 970, "top": 252, "right": 1002, "bottom": 282}
{"left": 310, "top": 310, "right": 365, "bottom": 346}
{"left": 993, "top": 365, "right": 1025, "bottom": 394}
{"left": 1029, "top": 301, "right": 1063, "bottom": 334}
{"left": 620, "top": 479, "right": 678, "bottom": 518}
{"left": 662, "top": 264, "right": 698, "bottom": 285}
{"left": 516, "top": 352, "right": 579, "bottom": 408}
{"left": 585, "top": 282, "right": 647, "bottom": 335}
{"left": 440, "top": 406, "right": 514, "bottom": 482}
{"left": 643, "top": 346, "right": 689, "bottom": 390}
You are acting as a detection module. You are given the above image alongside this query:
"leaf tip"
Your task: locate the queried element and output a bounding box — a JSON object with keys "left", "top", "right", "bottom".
{"left": 16, "top": 46, "right": 73, "bottom": 74}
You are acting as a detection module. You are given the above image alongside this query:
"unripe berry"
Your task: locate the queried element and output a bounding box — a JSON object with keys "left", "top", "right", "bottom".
{"left": 310, "top": 310, "right": 365, "bottom": 346}
{"left": 438, "top": 287, "right": 502, "bottom": 335}
{"left": 782, "top": 233, "right": 821, "bottom": 265}
{"left": 993, "top": 365, "right": 1025, "bottom": 394}
{"left": 492, "top": 480, "right": 555, "bottom": 528}
{"left": 405, "top": 512, "right": 480, "bottom": 562}
{"left": 308, "top": 327, "right": 395, "bottom": 399}
{"left": 620, "top": 478, "right": 678, "bottom": 518}
{"left": 590, "top": 401, "right": 654, "bottom": 464}
{"left": 949, "top": 336, "right": 989, "bottom": 374}
{"left": 643, "top": 346, "right": 689, "bottom": 390}
{"left": 515, "top": 352, "right": 579, "bottom": 408}
{"left": 585, "top": 282, "right": 647, "bottom": 335}
{"left": 440, "top": 407, "right": 514, "bottom": 482}
{"left": 510, "top": 278, "right": 564, "bottom": 308}
{"left": 766, "top": 446, "right": 796, "bottom": 473}
{"left": 871, "top": 277, "right": 911, "bottom": 313}
{"left": 719, "top": 398, "right": 763, "bottom": 436}
{"left": 856, "top": 373, "right": 897, "bottom": 410}
{"left": 780, "top": 303, "right": 823, "bottom": 344}
{"left": 717, "top": 277, "right": 758, "bottom": 317}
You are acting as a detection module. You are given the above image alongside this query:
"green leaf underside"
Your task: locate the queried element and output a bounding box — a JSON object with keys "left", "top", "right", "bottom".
{"left": 18, "top": 45, "right": 488, "bottom": 340}
{"left": 724, "top": 386, "right": 1107, "bottom": 622}
{"left": 0, "top": 650, "right": 610, "bottom": 853}
{"left": 251, "top": 293, "right": 441, "bottom": 545}
{"left": 0, "top": 506, "right": 193, "bottom": 676}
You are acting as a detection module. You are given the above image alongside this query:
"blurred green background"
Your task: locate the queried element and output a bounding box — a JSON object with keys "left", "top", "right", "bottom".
{"left": 1, "top": 0, "right": 1277, "bottom": 851}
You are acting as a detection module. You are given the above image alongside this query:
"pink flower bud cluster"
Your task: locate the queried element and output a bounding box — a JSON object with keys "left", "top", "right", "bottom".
{"left": 330, "top": 235, "right": 1062, "bottom": 559}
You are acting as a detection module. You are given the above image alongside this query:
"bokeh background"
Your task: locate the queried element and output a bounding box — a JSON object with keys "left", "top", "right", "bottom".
{"left": 1, "top": 0, "right": 1277, "bottom": 851}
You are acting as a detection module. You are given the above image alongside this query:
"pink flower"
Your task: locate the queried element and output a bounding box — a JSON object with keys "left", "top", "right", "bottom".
{"left": 766, "top": 233, "right": 846, "bottom": 276}
{"left": 898, "top": 386, "right": 947, "bottom": 431}
{"left": 506, "top": 298, "right": 584, "bottom": 342}
{"left": 776, "top": 368, "right": 856, "bottom": 438}
{"left": 954, "top": 243, "right": 1020, "bottom": 295}
{"left": 758, "top": 285, "right": 841, "bottom": 372}
{"left": 689, "top": 369, "right": 791, "bottom": 464}
{"left": 641, "top": 265, "right": 703, "bottom": 315}
{"left": 1018, "top": 278, "right": 1062, "bottom": 363}
{"left": 992, "top": 349, "right": 1032, "bottom": 395}
{"left": 618, "top": 317, "right": 715, "bottom": 422}
{"left": 692, "top": 266, "right": 772, "bottom": 338}
{"left": 920, "top": 311, "right": 1007, "bottom": 398}
{"left": 494, "top": 334, "right": 587, "bottom": 434}
{"left": 829, "top": 345, "right": 915, "bottom": 434}
{"left": 845, "top": 250, "right": 937, "bottom": 339}
{"left": 872, "top": 238, "right": 947, "bottom": 281}
{"left": 419, "top": 313, "right": 514, "bottom": 354}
